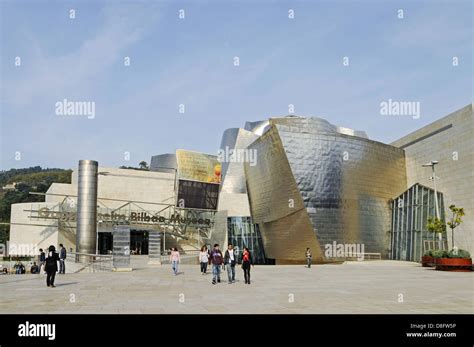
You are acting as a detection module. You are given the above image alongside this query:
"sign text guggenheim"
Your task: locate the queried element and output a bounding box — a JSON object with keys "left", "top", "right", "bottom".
{"left": 36, "top": 208, "right": 211, "bottom": 226}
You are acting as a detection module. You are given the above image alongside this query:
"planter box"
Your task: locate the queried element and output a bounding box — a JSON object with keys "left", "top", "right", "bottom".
{"left": 421, "top": 256, "right": 434, "bottom": 267}
{"left": 434, "top": 258, "right": 472, "bottom": 272}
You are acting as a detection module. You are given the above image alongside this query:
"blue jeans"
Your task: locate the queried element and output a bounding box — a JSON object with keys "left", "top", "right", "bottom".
{"left": 59, "top": 259, "right": 65, "bottom": 273}
{"left": 226, "top": 263, "right": 235, "bottom": 282}
{"left": 212, "top": 264, "right": 221, "bottom": 282}
{"left": 172, "top": 261, "right": 178, "bottom": 274}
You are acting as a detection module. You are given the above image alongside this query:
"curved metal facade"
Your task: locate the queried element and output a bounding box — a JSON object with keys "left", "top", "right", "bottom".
{"left": 245, "top": 117, "right": 407, "bottom": 263}
{"left": 244, "top": 120, "right": 270, "bottom": 136}
{"left": 219, "top": 128, "right": 259, "bottom": 194}
{"left": 150, "top": 153, "right": 177, "bottom": 172}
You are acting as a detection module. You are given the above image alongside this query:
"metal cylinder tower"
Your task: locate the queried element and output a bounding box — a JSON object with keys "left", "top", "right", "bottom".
{"left": 76, "top": 160, "right": 98, "bottom": 261}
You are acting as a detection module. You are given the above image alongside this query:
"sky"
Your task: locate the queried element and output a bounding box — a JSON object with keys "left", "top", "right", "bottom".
{"left": 0, "top": 0, "right": 472, "bottom": 170}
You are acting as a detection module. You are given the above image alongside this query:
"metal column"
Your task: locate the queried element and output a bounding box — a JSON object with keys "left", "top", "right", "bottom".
{"left": 76, "top": 160, "right": 98, "bottom": 263}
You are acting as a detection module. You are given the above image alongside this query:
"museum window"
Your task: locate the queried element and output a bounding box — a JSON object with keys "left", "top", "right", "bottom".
{"left": 227, "top": 217, "right": 267, "bottom": 264}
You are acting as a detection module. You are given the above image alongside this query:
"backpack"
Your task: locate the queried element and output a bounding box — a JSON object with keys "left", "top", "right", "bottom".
{"left": 212, "top": 250, "right": 223, "bottom": 264}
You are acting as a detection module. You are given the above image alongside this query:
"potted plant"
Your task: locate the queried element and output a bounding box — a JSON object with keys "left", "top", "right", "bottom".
{"left": 431, "top": 249, "right": 448, "bottom": 265}
{"left": 421, "top": 250, "right": 434, "bottom": 267}
{"left": 434, "top": 248, "right": 472, "bottom": 272}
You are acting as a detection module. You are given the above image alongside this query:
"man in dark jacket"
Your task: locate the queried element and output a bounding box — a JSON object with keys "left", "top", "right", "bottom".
{"left": 59, "top": 244, "right": 67, "bottom": 274}
{"left": 224, "top": 243, "right": 237, "bottom": 284}
{"left": 210, "top": 244, "right": 223, "bottom": 285}
{"left": 30, "top": 262, "right": 39, "bottom": 274}
{"left": 45, "top": 245, "right": 60, "bottom": 287}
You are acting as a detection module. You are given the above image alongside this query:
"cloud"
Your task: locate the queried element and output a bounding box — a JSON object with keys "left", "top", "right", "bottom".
{"left": 3, "top": 3, "right": 160, "bottom": 107}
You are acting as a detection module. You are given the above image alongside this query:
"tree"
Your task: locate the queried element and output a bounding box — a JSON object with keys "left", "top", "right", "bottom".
{"left": 139, "top": 161, "right": 149, "bottom": 170}
{"left": 447, "top": 204, "right": 465, "bottom": 248}
{"left": 426, "top": 216, "right": 446, "bottom": 249}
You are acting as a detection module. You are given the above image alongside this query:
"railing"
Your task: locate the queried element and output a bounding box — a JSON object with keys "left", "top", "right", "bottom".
{"left": 325, "top": 252, "right": 382, "bottom": 262}
{"left": 344, "top": 252, "right": 382, "bottom": 261}
{"left": 161, "top": 249, "right": 201, "bottom": 264}
{"left": 67, "top": 252, "right": 113, "bottom": 272}
{"left": 1, "top": 253, "right": 113, "bottom": 274}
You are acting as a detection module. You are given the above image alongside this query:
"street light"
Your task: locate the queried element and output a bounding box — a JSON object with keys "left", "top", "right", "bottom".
{"left": 422, "top": 160, "right": 441, "bottom": 248}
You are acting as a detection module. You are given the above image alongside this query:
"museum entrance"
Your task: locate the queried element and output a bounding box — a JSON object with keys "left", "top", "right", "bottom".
{"left": 98, "top": 230, "right": 149, "bottom": 255}
{"left": 98, "top": 232, "right": 113, "bottom": 254}
{"left": 130, "top": 230, "right": 149, "bottom": 255}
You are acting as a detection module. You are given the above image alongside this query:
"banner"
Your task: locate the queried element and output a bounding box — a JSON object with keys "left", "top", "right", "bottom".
{"left": 176, "top": 149, "right": 221, "bottom": 184}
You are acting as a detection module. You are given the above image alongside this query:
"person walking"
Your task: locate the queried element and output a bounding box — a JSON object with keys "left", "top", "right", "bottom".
{"left": 199, "top": 245, "right": 209, "bottom": 274}
{"left": 241, "top": 247, "right": 253, "bottom": 284}
{"left": 59, "top": 244, "right": 67, "bottom": 274}
{"left": 45, "top": 245, "right": 60, "bottom": 287}
{"left": 305, "top": 248, "right": 312, "bottom": 268}
{"left": 224, "top": 243, "right": 237, "bottom": 284}
{"left": 169, "top": 247, "right": 180, "bottom": 275}
{"left": 38, "top": 248, "right": 46, "bottom": 274}
{"left": 210, "top": 244, "right": 223, "bottom": 285}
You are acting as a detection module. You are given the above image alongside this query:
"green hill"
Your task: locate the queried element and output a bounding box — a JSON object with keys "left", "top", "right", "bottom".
{"left": 0, "top": 167, "right": 72, "bottom": 244}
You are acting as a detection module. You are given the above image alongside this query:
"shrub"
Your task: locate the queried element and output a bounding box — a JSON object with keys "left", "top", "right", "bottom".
{"left": 447, "top": 249, "right": 471, "bottom": 259}
{"left": 423, "top": 250, "right": 433, "bottom": 257}
{"left": 431, "top": 250, "right": 448, "bottom": 258}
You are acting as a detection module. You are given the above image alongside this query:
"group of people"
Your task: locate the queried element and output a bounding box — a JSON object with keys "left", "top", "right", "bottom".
{"left": 11, "top": 261, "right": 41, "bottom": 274}
{"left": 36, "top": 244, "right": 67, "bottom": 287}
{"left": 2, "top": 244, "right": 68, "bottom": 280}
{"left": 170, "top": 243, "right": 254, "bottom": 284}
{"left": 13, "top": 260, "right": 26, "bottom": 274}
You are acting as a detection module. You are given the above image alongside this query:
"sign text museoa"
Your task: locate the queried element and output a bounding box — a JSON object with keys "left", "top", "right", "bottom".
{"left": 34, "top": 207, "right": 211, "bottom": 226}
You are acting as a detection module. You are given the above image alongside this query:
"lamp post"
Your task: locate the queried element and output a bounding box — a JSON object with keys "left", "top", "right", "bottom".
{"left": 422, "top": 161, "right": 441, "bottom": 249}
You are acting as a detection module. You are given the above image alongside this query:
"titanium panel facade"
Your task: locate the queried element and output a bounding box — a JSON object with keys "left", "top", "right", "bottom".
{"left": 150, "top": 153, "right": 177, "bottom": 172}
{"left": 219, "top": 128, "right": 259, "bottom": 194}
{"left": 245, "top": 117, "right": 407, "bottom": 263}
{"left": 218, "top": 127, "right": 263, "bottom": 259}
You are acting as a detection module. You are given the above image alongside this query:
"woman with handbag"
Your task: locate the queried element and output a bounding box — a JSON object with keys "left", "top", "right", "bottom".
{"left": 241, "top": 247, "right": 253, "bottom": 284}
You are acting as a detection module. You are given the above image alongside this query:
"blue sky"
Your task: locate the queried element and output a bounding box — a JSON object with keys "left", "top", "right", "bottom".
{"left": 1, "top": 0, "right": 472, "bottom": 170}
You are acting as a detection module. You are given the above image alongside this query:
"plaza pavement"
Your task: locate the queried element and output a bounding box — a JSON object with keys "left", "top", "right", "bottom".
{"left": 0, "top": 259, "right": 472, "bottom": 314}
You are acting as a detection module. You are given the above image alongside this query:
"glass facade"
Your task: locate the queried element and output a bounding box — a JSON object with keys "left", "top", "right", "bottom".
{"left": 390, "top": 183, "right": 447, "bottom": 262}
{"left": 177, "top": 180, "right": 219, "bottom": 210}
{"left": 227, "top": 217, "right": 267, "bottom": 264}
